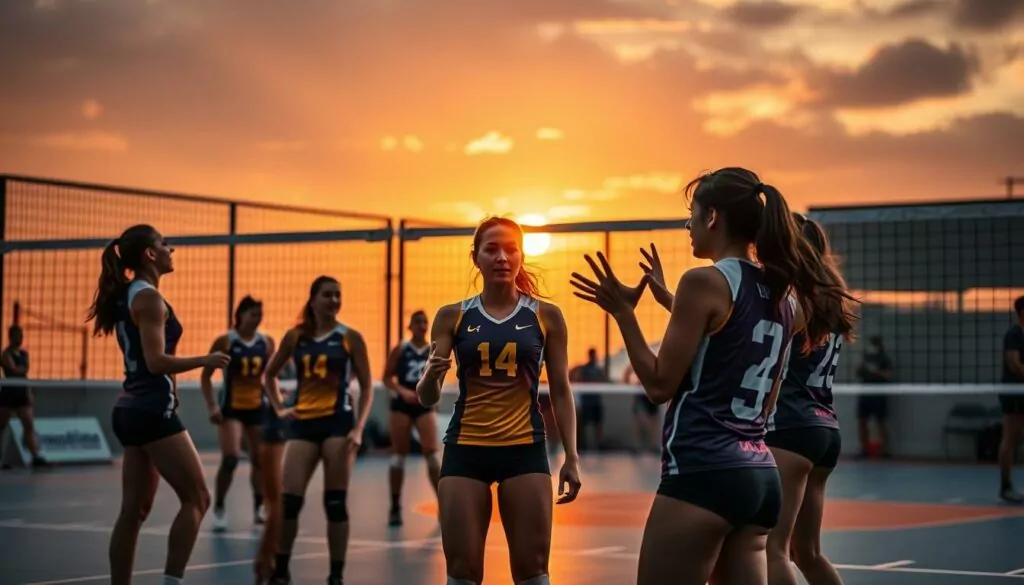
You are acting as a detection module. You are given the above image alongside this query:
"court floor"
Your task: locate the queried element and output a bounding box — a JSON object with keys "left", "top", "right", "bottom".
{"left": 2, "top": 452, "right": 1024, "bottom": 584}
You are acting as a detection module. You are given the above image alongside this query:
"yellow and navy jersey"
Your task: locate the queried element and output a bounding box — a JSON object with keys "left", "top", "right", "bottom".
{"left": 221, "top": 330, "right": 270, "bottom": 411}
{"left": 445, "top": 294, "right": 547, "bottom": 446}
{"left": 291, "top": 323, "right": 353, "bottom": 420}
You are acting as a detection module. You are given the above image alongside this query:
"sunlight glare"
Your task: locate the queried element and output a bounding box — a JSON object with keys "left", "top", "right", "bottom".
{"left": 518, "top": 214, "right": 552, "bottom": 256}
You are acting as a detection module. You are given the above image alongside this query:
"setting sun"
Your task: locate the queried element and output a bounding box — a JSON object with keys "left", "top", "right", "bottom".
{"left": 518, "top": 214, "right": 552, "bottom": 256}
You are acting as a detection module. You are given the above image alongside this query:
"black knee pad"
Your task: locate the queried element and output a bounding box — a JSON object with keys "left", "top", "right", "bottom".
{"left": 282, "top": 493, "right": 304, "bottom": 520}
{"left": 323, "top": 490, "right": 348, "bottom": 523}
{"left": 220, "top": 454, "right": 239, "bottom": 473}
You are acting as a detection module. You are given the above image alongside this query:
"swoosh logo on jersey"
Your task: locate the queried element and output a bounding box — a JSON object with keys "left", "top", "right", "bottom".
{"left": 467, "top": 325, "right": 481, "bottom": 332}
{"left": 515, "top": 324, "right": 533, "bottom": 330}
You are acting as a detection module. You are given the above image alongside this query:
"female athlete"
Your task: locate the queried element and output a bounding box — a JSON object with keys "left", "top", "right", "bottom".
{"left": 417, "top": 216, "right": 582, "bottom": 585}
{"left": 262, "top": 275, "right": 374, "bottom": 585}
{"left": 764, "top": 214, "right": 858, "bottom": 585}
{"left": 571, "top": 167, "right": 853, "bottom": 585}
{"left": 87, "top": 224, "right": 228, "bottom": 585}
{"left": 200, "top": 295, "right": 275, "bottom": 531}
{"left": 383, "top": 309, "right": 440, "bottom": 527}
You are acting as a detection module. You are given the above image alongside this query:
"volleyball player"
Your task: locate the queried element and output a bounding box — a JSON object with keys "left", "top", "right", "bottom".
{"left": 200, "top": 296, "right": 275, "bottom": 532}
{"left": 253, "top": 359, "right": 292, "bottom": 584}
{"left": 764, "top": 213, "right": 857, "bottom": 585}
{"left": 417, "top": 216, "right": 582, "bottom": 585}
{"left": 571, "top": 168, "right": 855, "bottom": 585}
{"left": 383, "top": 309, "right": 440, "bottom": 527}
{"left": 0, "top": 324, "right": 49, "bottom": 468}
{"left": 261, "top": 275, "right": 374, "bottom": 585}
{"left": 87, "top": 224, "right": 228, "bottom": 585}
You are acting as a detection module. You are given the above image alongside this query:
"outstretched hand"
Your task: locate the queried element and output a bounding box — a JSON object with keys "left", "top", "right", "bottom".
{"left": 570, "top": 251, "right": 648, "bottom": 317}
{"left": 639, "top": 243, "right": 674, "bottom": 309}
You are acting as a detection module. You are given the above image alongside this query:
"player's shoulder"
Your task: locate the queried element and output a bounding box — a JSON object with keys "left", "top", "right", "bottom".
{"left": 282, "top": 326, "right": 304, "bottom": 346}
{"left": 535, "top": 299, "right": 565, "bottom": 327}
{"left": 679, "top": 265, "right": 731, "bottom": 297}
{"left": 340, "top": 323, "right": 364, "bottom": 344}
{"left": 435, "top": 302, "right": 464, "bottom": 324}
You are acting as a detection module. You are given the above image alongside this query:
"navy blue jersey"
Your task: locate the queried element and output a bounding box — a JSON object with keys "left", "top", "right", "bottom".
{"left": 662, "top": 259, "right": 796, "bottom": 476}
{"left": 114, "top": 280, "right": 183, "bottom": 415}
{"left": 1, "top": 348, "right": 28, "bottom": 390}
{"left": 1004, "top": 325, "right": 1024, "bottom": 384}
{"left": 292, "top": 324, "right": 353, "bottom": 420}
{"left": 222, "top": 330, "right": 270, "bottom": 411}
{"left": 768, "top": 332, "right": 842, "bottom": 432}
{"left": 396, "top": 340, "right": 429, "bottom": 390}
{"left": 446, "top": 294, "right": 546, "bottom": 446}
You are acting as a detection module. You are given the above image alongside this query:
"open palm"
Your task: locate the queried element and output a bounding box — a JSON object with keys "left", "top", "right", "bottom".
{"left": 639, "top": 243, "right": 674, "bottom": 309}
{"left": 570, "top": 251, "right": 648, "bottom": 317}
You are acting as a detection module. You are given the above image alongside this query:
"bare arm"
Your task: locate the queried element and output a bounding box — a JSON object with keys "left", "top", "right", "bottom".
{"left": 615, "top": 267, "right": 729, "bottom": 404}
{"left": 383, "top": 344, "right": 418, "bottom": 403}
{"left": 200, "top": 335, "right": 230, "bottom": 412}
{"left": 1005, "top": 328, "right": 1024, "bottom": 381}
{"left": 135, "top": 289, "right": 220, "bottom": 375}
{"left": 417, "top": 303, "right": 460, "bottom": 407}
{"left": 346, "top": 329, "right": 374, "bottom": 432}
{"left": 1, "top": 350, "right": 27, "bottom": 376}
{"left": 541, "top": 303, "right": 579, "bottom": 461}
{"left": 263, "top": 329, "right": 298, "bottom": 414}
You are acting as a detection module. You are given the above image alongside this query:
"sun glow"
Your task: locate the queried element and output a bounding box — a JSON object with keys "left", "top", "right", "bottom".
{"left": 518, "top": 214, "right": 551, "bottom": 256}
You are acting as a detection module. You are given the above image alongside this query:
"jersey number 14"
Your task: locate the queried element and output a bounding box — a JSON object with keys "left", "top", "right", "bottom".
{"left": 478, "top": 342, "right": 517, "bottom": 377}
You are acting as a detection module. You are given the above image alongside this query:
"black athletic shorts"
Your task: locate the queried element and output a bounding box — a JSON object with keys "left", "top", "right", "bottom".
{"left": 261, "top": 409, "right": 287, "bottom": 444}
{"left": 390, "top": 396, "right": 434, "bottom": 420}
{"left": 579, "top": 398, "right": 603, "bottom": 427}
{"left": 0, "top": 387, "right": 30, "bottom": 410}
{"left": 999, "top": 394, "right": 1024, "bottom": 416}
{"left": 765, "top": 426, "right": 842, "bottom": 469}
{"left": 111, "top": 407, "right": 185, "bottom": 448}
{"left": 857, "top": 395, "right": 889, "bottom": 420}
{"left": 440, "top": 441, "right": 550, "bottom": 485}
{"left": 657, "top": 466, "right": 782, "bottom": 530}
{"left": 633, "top": 394, "right": 659, "bottom": 416}
{"left": 221, "top": 406, "right": 263, "bottom": 427}
{"left": 286, "top": 412, "right": 354, "bottom": 445}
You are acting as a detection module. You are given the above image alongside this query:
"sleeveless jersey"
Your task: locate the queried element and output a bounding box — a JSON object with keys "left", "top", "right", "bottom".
{"left": 222, "top": 330, "right": 270, "bottom": 411}
{"left": 445, "top": 294, "right": 546, "bottom": 446}
{"left": 1, "top": 348, "right": 28, "bottom": 391}
{"left": 114, "top": 280, "right": 183, "bottom": 416}
{"left": 396, "top": 340, "right": 429, "bottom": 390}
{"left": 292, "top": 323, "right": 353, "bottom": 420}
{"left": 662, "top": 258, "right": 796, "bottom": 476}
{"left": 769, "top": 331, "right": 842, "bottom": 432}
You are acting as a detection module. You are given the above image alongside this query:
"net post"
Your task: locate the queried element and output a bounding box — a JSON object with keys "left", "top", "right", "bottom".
{"left": 603, "top": 230, "right": 611, "bottom": 376}
{"left": 226, "top": 202, "right": 238, "bottom": 329}
{"left": 384, "top": 218, "right": 394, "bottom": 365}
{"left": 397, "top": 219, "right": 407, "bottom": 346}
{"left": 0, "top": 176, "right": 6, "bottom": 336}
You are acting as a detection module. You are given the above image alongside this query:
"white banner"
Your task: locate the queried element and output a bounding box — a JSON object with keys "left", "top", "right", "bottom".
{"left": 7, "top": 417, "right": 112, "bottom": 464}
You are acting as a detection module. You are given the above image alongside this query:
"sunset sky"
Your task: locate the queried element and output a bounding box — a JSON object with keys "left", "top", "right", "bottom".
{"left": 2, "top": 0, "right": 1023, "bottom": 225}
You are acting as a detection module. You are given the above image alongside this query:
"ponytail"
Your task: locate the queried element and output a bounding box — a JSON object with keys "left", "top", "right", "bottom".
{"left": 515, "top": 264, "right": 545, "bottom": 299}
{"left": 86, "top": 240, "right": 129, "bottom": 336}
{"left": 755, "top": 187, "right": 858, "bottom": 350}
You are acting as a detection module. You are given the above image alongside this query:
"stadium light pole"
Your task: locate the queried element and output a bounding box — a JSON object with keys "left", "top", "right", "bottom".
{"left": 1004, "top": 176, "right": 1024, "bottom": 199}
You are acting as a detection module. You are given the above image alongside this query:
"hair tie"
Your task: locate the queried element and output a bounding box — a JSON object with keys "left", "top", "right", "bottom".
{"left": 754, "top": 183, "right": 766, "bottom": 195}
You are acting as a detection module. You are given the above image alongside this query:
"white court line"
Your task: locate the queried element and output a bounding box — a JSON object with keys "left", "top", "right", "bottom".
{"left": 872, "top": 560, "right": 915, "bottom": 568}
{"left": 579, "top": 546, "right": 627, "bottom": 556}
{"left": 7, "top": 519, "right": 1024, "bottom": 581}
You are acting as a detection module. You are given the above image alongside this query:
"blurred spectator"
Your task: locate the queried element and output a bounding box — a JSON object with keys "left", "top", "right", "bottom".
{"left": 856, "top": 335, "right": 894, "bottom": 458}
{"left": 572, "top": 347, "right": 608, "bottom": 452}
{"left": 997, "top": 295, "right": 1024, "bottom": 503}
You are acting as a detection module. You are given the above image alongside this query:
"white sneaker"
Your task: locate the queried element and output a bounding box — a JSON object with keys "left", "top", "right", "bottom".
{"left": 212, "top": 507, "right": 229, "bottom": 532}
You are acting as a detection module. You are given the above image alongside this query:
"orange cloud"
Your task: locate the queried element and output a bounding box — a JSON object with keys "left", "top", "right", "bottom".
{"left": 33, "top": 131, "right": 128, "bottom": 152}
{"left": 464, "top": 131, "right": 513, "bottom": 155}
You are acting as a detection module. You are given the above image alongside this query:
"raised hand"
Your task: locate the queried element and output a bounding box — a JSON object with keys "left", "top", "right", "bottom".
{"left": 425, "top": 341, "right": 451, "bottom": 381}
{"left": 570, "top": 251, "right": 647, "bottom": 317}
{"left": 639, "top": 243, "right": 673, "bottom": 309}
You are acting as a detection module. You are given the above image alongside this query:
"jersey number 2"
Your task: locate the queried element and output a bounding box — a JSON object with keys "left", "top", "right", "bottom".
{"left": 301, "top": 354, "right": 328, "bottom": 379}
{"left": 478, "top": 342, "right": 517, "bottom": 377}
{"left": 733, "top": 319, "right": 785, "bottom": 421}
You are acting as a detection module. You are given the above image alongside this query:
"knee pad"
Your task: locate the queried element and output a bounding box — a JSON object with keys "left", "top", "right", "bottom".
{"left": 220, "top": 454, "right": 239, "bottom": 473}
{"left": 389, "top": 453, "right": 406, "bottom": 470}
{"left": 517, "top": 575, "right": 550, "bottom": 585}
{"left": 282, "top": 493, "right": 304, "bottom": 520}
{"left": 323, "top": 490, "right": 348, "bottom": 523}
{"left": 446, "top": 578, "right": 478, "bottom": 585}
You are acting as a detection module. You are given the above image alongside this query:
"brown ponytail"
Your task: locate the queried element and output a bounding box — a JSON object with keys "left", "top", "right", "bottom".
{"left": 86, "top": 225, "right": 160, "bottom": 336}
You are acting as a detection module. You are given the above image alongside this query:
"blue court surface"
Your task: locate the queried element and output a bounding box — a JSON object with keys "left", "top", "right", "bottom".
{"left": 2, "top": 452, "right": 1024, "bottom": 584}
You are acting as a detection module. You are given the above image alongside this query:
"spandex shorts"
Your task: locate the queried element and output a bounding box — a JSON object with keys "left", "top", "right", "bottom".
{"left": 765, "top": 426, "right": 842, "bottom": 469}
{"left": 440, "top": 441, "right": 550, "bottom": 485}
{"left": 111, "top": 407, "right": 185, "bottom": 448}
{"left": 999, "top": 394, "right": 1024, "bottom": 416}
{"left": 657, "top": 466, "right": 782, "bottom": 530}
{"left": 285, "top": 412, "right": 354, "bottom": 445}
{"left": 390, "top": 395, "right": 434, "bottom": 420}
{"left": 0, "top": 387, "right": 30, "bottom": 410}
{"left": 261, "top": 408, "right": 287, "bottom": 444}
{"left": 221, "top": 406, "right": 263, "bottom": 428}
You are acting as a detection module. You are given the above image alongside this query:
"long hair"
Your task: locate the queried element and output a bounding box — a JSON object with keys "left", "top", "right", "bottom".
{"left": 297, "top": 275, "right": 339, "bottom": 339}
{"left": 686, "top": 168, "right": 858, "bottom": 349}
{"left": 792, "top": 213, "right": 859, "bottom": 344}
{"left": 233, "top": 295, "right": 262, "bottom": 330}
{"left": 470, "top": 216, "right": 545, "bottom": 298}
{"left": 86, "top": 224, "right": 160, "bottom": 337}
